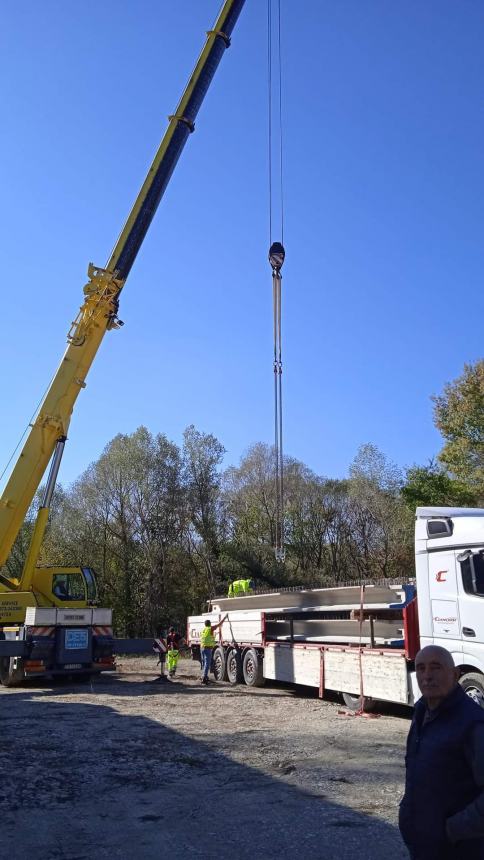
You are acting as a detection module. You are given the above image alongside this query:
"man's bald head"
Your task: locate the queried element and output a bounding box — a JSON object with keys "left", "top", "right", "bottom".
{"left": 416, "top": 645, "right": 455, "bottom": 670}
{"left": 415, "top": 645, "right": 459, "bottom": 709}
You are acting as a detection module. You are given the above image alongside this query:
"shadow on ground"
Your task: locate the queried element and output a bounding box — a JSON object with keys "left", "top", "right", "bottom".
{"left": 14, "top": 669, "right": 413, "bottom": 721}
{"left": 0, "top": 682, "right": 408, "bottom": 860}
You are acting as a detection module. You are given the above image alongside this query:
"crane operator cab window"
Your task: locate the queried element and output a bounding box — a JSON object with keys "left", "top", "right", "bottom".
{"left": 82, "top": 567, "right": 98, "bottom": 603}
{"left": 52, "top": 573, "right": 85, "bottom": 602}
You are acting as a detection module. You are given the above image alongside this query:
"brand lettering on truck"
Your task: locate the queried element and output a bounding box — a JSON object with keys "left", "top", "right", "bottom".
{"left": 436, "top": 570, "right": 447, "bottom": 582}
{"left": 434, "top": 616, "right": 457, "bottom": 623}
{"left": 64, "top": 615, "right": 85, "bottom": 621}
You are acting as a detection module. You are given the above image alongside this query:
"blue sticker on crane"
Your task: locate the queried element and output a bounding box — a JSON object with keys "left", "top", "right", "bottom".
{"left": 65, "top": 629, "right": 88, "bottom": 650}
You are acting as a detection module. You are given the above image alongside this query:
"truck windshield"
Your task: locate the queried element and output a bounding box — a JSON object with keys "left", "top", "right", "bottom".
{"left": 82, "top": 567, "right": 98, "bottom": 603}
{"left": 52, "top": 573, "right": 85, "bottom": 601}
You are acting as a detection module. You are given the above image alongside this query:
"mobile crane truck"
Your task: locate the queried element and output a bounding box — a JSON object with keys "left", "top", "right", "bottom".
{"left": 0, "top": 0, "right": 246, "bottom": 686}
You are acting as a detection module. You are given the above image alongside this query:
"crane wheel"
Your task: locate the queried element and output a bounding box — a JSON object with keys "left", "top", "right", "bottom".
{"left": 0, "top": 657, "right": 24, "bottom": 687}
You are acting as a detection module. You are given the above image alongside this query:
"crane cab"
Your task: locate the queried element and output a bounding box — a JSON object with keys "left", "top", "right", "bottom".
{"left": 0, "top": 566, "right": 98, "bottom": 626}
{"left": 33, "top": 566, "right": 98, "bottom": 607}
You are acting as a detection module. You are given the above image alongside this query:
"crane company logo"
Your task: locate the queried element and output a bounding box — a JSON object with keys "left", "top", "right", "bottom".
{"left": 436, "top": 570, "right": 447, "bottom": 582}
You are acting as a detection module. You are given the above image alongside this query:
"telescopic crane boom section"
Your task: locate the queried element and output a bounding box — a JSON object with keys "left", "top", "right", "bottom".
{"left": 269, "top": 242, "right": 285, "bottom": 563}
{"left": 0, "top": 0, "right": 246, "bottom": 578}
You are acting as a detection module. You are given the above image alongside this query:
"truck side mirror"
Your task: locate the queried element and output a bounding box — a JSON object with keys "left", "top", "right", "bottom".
{"left": 427, "top": 518, "right": 453, "bottom": 538}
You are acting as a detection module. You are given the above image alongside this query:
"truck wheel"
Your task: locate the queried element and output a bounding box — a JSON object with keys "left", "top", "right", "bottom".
{"left": 341, "top": 691, "right": 376, "bottom": 712}
{"left": 460, "top": 673, "right": 484, "bottom": 708}
{"left": 212, "top": 647, "right": 228, "bottom": 682}
{"left": 226, "top": 648, "right": 243, "bottom": 685}
{"left": 0, "top": 658, "right": 24, "bottom": 687}
{"left": 243, "top": 649, "right": 264, "bottom": 687}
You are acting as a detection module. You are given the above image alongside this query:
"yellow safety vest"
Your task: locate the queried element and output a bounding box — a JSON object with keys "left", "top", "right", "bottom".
{"left": 229, "top": 579, "right": 252, "bottom": 597}
{"left": 200, "top": 626, "right": 216, "bottom": 648}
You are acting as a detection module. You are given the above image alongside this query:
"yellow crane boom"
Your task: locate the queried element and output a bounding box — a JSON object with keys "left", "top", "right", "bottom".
{"left": 0, "top": 0, "right": 246, "bottom": 581}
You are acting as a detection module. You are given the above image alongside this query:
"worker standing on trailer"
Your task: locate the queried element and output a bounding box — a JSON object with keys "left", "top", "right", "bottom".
{"left": 200, "top": 616, "right": 227, "bottom": 685}
{"left": 228, "top": 579, "right": 255, "bottom": 598}
{"left": 152, "top": 631, "right": 168, "bottom": 682}
{"left": 166, "top": 626, "right": 185, "bottom": 678}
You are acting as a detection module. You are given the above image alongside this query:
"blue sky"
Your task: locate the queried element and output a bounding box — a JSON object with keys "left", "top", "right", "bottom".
{"left": 1, "top": 0, "right": 483, "bottom": 491}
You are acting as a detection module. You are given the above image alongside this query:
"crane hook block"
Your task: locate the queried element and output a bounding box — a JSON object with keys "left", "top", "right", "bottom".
{"left": 269, "top": 242, "right": 285, "bottom": 272}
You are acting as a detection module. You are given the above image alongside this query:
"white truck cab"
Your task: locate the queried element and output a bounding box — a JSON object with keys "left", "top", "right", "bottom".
{"left": 415, "top": 507, "right": 484, "bottom": 702}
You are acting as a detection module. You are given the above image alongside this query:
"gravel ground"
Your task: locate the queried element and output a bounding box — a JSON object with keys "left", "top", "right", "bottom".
{"left": 1, "top": 656, "right": 411, "bottom": 859}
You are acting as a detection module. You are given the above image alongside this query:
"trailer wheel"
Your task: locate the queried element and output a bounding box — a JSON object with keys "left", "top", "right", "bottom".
{"left": 226, "top": 648, "right": 243, "bottom": 685}
{"left": 0, "top": 657, "right": 23, "bottom": 687}
{"left": 243, "top": 649, "right": 264, "bottom": 687}
{"left": 460, "top": 673, "right": 484, "bottom": 708}
{"left": 341, "top": 691, "right": 377, "bottom": 712}
{"left": 212, "top": 647, "right": 228, "bottom": 682}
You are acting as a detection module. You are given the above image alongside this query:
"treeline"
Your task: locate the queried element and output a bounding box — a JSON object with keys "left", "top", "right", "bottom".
{"left": 5, "top": 360, "right": 484, "bottom": 636}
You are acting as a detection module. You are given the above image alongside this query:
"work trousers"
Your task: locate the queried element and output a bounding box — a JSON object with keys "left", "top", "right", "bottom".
{"left": 167, "top": 650, "right": 179, "bottom": 674}
{"left": 201, "top": 647, "right": 213, "bottom": 679}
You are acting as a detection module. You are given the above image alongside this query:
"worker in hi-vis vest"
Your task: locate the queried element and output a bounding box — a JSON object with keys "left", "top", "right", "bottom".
{"left": 166, "top": 626, "right": 185, "bottom": 678}
{"left": 200, "top": 615, "right": 227, "bottom": 685}
{"left": 228, "top": 579, "right": 255, "bottom": 598}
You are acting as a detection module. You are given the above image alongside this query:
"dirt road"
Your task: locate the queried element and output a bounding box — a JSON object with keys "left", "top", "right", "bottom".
{"left": 1, "top": 657, "right": 410, "bottom": 859}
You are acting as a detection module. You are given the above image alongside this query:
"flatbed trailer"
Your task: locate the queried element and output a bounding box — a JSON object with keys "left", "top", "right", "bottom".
{"left": 187, "top": 508, "right": 484, "bottom": 709}
{"left": 187, "top": 585, "right": 420, "bottom": 709}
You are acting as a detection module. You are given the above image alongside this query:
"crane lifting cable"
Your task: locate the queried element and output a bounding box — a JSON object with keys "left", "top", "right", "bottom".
{"left": 267, "top": 0, "right": 285, "bottom": 563}
{"left": 270, "top": 241, "right": 285, "bottom": 563}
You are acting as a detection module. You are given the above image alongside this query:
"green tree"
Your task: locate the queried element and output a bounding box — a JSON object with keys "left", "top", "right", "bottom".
{"left": 350, "top": 443, "right": 402, "bottom": 493}
{"left": 181, "top": 425, "right": 225, "bottom": 597}
{"left": 433, "top": 360, "right": 484, "bottom": 499}
{"left": 45, "top": 427, "right": 187, "bottom": 635}
{"left": 222, "top": 442, "right": 278, "bottom": 583}
{"left": 222, "top": 445, "right": 353, "bottom": 587}
{"left": 284, "top": 471, "right": 351, "bottom": 584}
{"left": 402, "top": 461, "right": 476, "bottom": 509}
{"left": 347, "top": 444, "right": 413, "bottom": 580}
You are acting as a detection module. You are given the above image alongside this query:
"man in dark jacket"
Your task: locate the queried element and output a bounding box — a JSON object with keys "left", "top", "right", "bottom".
{"left": 399, "top": 645, "right": 484, "bottom": 859}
